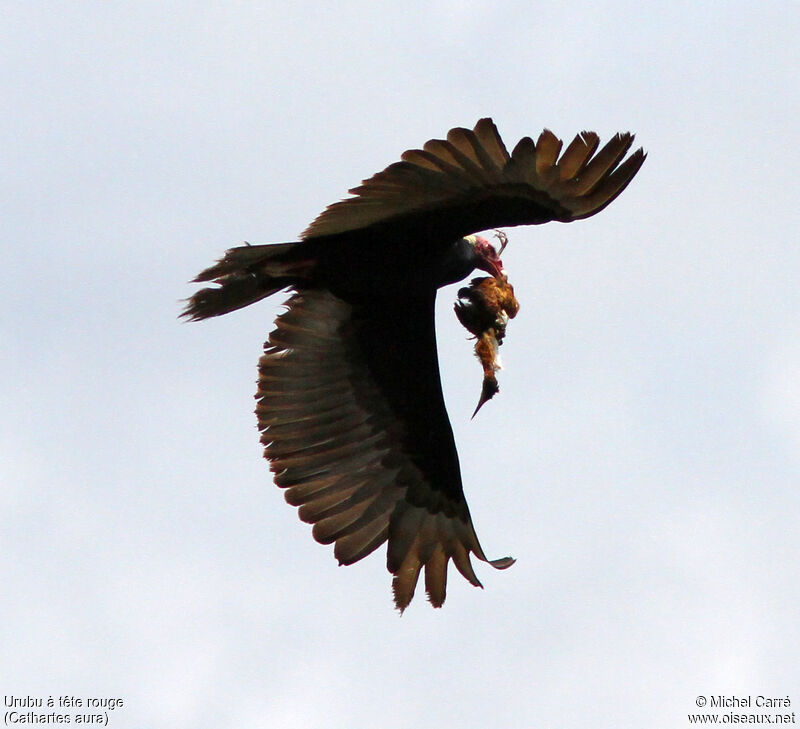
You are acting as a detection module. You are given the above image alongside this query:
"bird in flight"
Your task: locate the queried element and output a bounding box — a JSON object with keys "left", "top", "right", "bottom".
{"left": 183, "top": 119, "right": 645, "bottom": 611}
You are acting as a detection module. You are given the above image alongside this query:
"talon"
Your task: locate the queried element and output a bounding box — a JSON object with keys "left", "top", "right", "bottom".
{"left": 493, "top": 230, "right": 509, "bottom": 255}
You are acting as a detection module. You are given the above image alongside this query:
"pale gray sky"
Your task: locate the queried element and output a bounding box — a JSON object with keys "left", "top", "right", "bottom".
{"left": 2, "top": 2, "right": 799, "bottom": 728}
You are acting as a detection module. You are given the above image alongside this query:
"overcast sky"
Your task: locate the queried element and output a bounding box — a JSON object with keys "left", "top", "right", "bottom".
{"left": 3, "top": 2, "right": 799, "bottom": 728}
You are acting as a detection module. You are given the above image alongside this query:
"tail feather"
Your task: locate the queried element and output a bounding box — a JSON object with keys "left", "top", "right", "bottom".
{"left": 182, "top": 241, "right": 314, "bottom": 320}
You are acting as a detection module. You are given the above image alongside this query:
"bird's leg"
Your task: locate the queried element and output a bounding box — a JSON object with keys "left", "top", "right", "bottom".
{"left": 493, "top": 230, "right": 509, "bottom": 255}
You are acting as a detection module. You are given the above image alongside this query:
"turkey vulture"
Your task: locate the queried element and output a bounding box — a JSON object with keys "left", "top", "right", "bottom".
{"left": 184, "top": 119, "right": 645, "bottom": 611}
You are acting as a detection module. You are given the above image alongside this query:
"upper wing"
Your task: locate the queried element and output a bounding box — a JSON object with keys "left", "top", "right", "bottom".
{"left": 302, "top": 118, "right": 646, "bottom": 240}
{"left": 256, "top": 288, "right": 513, "bottom": 611}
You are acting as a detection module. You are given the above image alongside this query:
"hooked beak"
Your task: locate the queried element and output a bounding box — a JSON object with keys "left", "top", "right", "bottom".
{"left": 477, "top": 255, "right": 505, "bottom": 279}
{"left": 475, "top": 231, "right": 508, "bottom": 278}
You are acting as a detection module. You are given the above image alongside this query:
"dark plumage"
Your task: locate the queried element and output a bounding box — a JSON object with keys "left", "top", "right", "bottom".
{"left": 183, "top": 119, "right": 645, "bottom": 611}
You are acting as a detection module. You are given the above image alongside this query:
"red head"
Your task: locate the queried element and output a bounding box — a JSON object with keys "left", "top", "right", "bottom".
{"left": 466, "top": 233, "right": 505, "bottom": 278}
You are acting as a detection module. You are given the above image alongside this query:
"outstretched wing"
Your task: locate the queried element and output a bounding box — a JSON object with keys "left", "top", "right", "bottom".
{"left": 257, "top": 288, "right": 513, "bottom": 611}
{"left": 302, "top": 118, "right": 646, "bottom": 240}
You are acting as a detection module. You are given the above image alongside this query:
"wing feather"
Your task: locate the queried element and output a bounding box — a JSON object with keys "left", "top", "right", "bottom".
{"left": 571, "top": 132, "right": 634, "bottom": 195}
{"left": 534, "top": 129, "right": 563, "bottom": 176}
{"left": 301, "top": 118, "right": 645, "bottom": 239}
{"left": 257, "top": 289, "right": 512, "bottom": 611}
{"left": 446, "top": 126, "right": 505, "bottom": 180}
{"left": 557, "top": 131, "right": 599, "bottom": 180}
{"left": 570, "top": 148, "right": 648, "bottom": 219}
{"left": 423, "top": 545, "right": 448, "bottom": 609}
{"left": 333, "top": 516, "right": 390, "bottom": 566}
{"left": 472, "top": 117, "right": 511, "bottom": 167}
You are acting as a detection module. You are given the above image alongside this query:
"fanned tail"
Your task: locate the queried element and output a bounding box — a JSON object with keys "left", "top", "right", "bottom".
{"left": 182, "top": 242, "right": 315, "bottom": 320}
